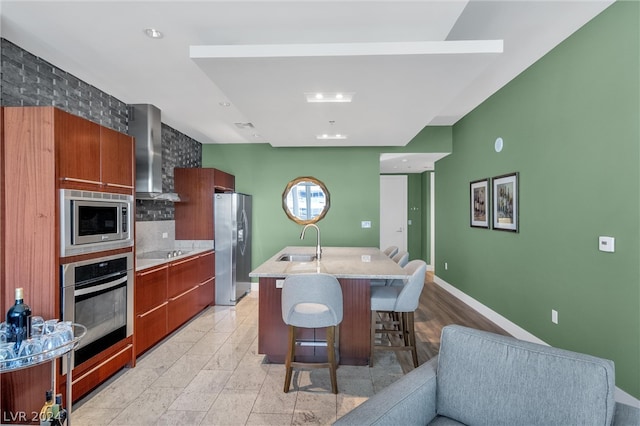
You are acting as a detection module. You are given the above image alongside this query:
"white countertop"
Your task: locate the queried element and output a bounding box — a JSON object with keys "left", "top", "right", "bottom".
{"left": 135, "top": 248, "right": 213, "bottom": 272}
{"left": 249, "top": 246, "right": 408, "bottom": 279}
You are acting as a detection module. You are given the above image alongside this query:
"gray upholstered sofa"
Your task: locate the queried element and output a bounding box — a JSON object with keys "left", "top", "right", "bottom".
{"left": 335, "top": 325, "right": 639, "bottom": 426}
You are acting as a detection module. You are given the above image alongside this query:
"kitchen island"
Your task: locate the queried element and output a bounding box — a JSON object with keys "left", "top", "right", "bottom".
{"left": 250, "top": 246, "right": 408, "bottom": 365}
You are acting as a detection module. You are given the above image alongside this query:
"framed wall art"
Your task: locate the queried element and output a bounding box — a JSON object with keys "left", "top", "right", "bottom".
{"left": 470, "top": 178, "right": 489, "bottom": 228}
{"left": 492, "top": 172, "right": 519, "bottom": 232}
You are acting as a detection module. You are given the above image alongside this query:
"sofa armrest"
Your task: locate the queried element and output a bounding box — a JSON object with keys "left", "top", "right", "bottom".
{"left": 612, "top": 402, "right": 640, "bottom": 425}
{"left": 334, "top": 357, "right": 438, "bottom": 426}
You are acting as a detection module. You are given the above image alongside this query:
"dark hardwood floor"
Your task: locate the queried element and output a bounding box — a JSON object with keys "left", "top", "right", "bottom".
{"left": 396, "top": 272, "right": 510, "bottom": 373}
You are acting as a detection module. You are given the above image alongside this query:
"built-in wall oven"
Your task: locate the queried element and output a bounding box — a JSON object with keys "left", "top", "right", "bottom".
{"left": 60, "top": 189, "right": 133, "bottom": 257}
{"left": 61, "top": 252, "right": 133, "bottom": 372}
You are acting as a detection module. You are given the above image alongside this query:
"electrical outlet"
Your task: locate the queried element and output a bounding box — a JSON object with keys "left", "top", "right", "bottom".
{"left": 552, "top": 309, "right": 558, "bottom": 324}
{"left": 162, "top": 232, "right": 168, "bottom": 239}
{"left": 361, "top": 221, "right": 372, "bottom": 228}
{"left": 276, "top": 279, "right": 284, "bottom": 289}
{"left": 444, "top": 262, "right": 448, "bottom": 270}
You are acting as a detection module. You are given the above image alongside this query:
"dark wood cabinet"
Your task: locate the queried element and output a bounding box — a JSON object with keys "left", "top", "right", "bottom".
{"left": 168, "top": 285, "right": 200, "bottom": 332}
{"left": 136, "top": 250, "right": 215, "bottom": 349}
{"left": 197, "top": 251, "right": 216, "bottom": 308}
{"left": 100, "top": 125, "right": 135, "bottom": 190}
{"left": 174, "top": 167, "right": 235, "bottom": 240}
{"left": 168, "top": 255, "right": 200, "bottom": 298}
{"left": 214, "top": 169, "right": 235, "bottom": 192}
{"left": 56, "top": 108, "right": 134, "bottom": 192}
{"left": 1, "top": 106, "right": 135, "bottom": 419}
{"left": 56, "top": 109, "right": 102, "bottom": 187}
{"left": 135, "top": 265, "right": 168, "bottom": 356}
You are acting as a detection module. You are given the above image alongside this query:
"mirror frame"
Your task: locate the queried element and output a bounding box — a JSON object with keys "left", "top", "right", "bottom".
{"left": 282, "top": 176, "right": 331, "bottom": 225}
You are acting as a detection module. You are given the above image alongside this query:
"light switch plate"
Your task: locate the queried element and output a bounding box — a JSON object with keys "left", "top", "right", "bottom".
{"left": 361, "top": 221, "right": 372, "bottom": 228}
{"left": 599, "top": 236, "right": 615, "bottom": 253}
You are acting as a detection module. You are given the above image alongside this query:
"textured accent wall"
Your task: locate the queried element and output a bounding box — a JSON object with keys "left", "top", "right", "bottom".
{"left": 135, "top": 124, "right": 202, "bottom": 221}
{"left": 0, "top": 38, "right": 202, "bottom": 221}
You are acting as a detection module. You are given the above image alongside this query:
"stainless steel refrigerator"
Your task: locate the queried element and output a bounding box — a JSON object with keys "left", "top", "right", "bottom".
{"left": 214, "top": 193, "right": 252, "bottom": 305}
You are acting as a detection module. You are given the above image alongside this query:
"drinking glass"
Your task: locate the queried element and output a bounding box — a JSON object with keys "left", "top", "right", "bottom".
{"left": 0, "top": 322, "right": 8, "bottom": 344}
{"left": 54, "top": 321, "right": 74, "bottom": 343}
{"left": 44, "top": 319, "right": 59, "bottom": 334}
{"left": 0, "top": 342, "right": 16, "bottom": 369}
{"left": 42, "top": 332, "right": 65, "bottom": 358}
{"left": 18, "top": 337, "right": 43, "bottom": 365}
{"left": 31, "top": 316, "right": 45, "bottom": 337}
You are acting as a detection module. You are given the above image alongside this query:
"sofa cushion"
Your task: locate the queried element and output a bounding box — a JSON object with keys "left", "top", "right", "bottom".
{"left": 436, "top": 325, "right": 616, "bottom": 426}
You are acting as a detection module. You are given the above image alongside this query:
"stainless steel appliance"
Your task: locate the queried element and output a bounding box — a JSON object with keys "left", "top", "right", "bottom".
{"left": 60, "top": 189, "right": 133, "bottom": 256}
{"left": 61, "top": 252, "right": 133, "bottom": 371}
{"left": 215, "top": 193, "right": 252, "bottom": 305}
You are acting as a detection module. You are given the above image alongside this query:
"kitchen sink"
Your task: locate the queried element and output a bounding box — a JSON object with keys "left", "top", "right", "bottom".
{"left": 277, "top": 253, "right": 317, "bottom": 262}
{"left": 137, "top": 250, "right": 190, "bottom": 260}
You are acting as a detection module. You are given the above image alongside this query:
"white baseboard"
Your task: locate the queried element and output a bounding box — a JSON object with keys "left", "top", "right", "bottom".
{"left": 433, "top": 275, "right": 639, "bottom": 408}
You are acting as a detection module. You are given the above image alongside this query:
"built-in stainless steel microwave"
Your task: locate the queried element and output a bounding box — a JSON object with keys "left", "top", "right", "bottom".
{"left": 60, "top": 189, "right": 133, "bottom": 257}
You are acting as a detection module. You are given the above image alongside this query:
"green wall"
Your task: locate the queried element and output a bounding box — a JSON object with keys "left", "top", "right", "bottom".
{"left": 202, "top": 125, "right": 450, "bottom": 269}
{"left": 435, "top": 2, "right": 639, "bottom": 398}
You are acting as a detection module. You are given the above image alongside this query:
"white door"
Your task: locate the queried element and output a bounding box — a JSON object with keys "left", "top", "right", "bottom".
{"left": 380, "top": 175, "right": 407, "bottom": 252}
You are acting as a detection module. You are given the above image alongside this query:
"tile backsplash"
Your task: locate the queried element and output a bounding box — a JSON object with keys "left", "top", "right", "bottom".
{"left": 136, "top": 221, "right": 213, "bottom": 254}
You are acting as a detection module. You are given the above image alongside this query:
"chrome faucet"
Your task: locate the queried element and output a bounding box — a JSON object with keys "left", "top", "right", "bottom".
{"left": 300, "top": 223, "right": 322, "bottom": 260}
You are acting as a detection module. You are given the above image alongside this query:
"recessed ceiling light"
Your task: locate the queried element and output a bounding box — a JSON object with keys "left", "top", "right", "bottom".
{"left": 144, "top": 28, "right": 163, "bottom": 39}
{"left": 305, "top": 92, "right": 354, "bottom": 103}
{"left": 316, "top": 134, "right": 347, "bottom": 140}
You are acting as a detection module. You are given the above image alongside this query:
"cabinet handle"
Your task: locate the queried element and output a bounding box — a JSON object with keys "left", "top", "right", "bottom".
{"left": 168, "top": 285, "right": 199, "bottom": 301}
{"left": 137, "top": 265, "right": 168, "bottom": 276}
{"left": 60, "top": 177, "right": 102, "bottom": 186}
{"left": 138, "top": 301, "right": 168, "bottom": 318}
{"left": 105, "top": 183, "right": 134, "bottom": 189}
{"left": 199, "top": 277, "right": 215, "bottom": 286}
{"left": 170, "top": 257, "right": 194, "bottom": 267}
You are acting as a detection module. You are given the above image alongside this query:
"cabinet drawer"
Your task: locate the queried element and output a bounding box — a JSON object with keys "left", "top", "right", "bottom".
{"left": 167, "top": 286, "right": 199, "bottom": 332}
{"left": 136, "top": 303, "right": 168, "bottom": 356}
{"left": 197, "top": 251, "right": 215, "bottom": 283}
{"left": 169, "top": 256, "right": 199, "bottom": 298}
{"left": 198, "top": 277, "right": 215, "bottom": 310}
{"left": 135, "top": 265, "right": 168, "bottom": 315}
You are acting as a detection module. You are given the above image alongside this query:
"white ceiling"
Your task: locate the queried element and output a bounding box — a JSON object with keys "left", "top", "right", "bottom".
{"left": 1, "top": 1, "right": 613, "bottom": 170}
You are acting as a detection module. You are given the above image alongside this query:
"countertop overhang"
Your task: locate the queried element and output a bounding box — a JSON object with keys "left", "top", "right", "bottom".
{"left": 249, "top": 246, "right": 408, "bottom": 279}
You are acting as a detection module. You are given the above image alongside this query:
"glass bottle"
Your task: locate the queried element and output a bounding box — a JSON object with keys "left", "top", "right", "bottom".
{"left": 6, "top": 287, "right": 32, "bottom": 351}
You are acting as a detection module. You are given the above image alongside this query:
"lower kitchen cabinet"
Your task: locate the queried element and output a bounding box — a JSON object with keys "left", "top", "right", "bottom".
{"left": 135, "top": 264, "right": 168, "bottom": 356}
{"left": 136, "top": 303, "right": 168, "bottom": 355}
{"left": 135, "top": 250, "right": 215, "bottom": 356}
{"left": 168, "top": 285, "right": 200, "bottom": 332}
{"left": 198, "top": 277, "right": 215, "bottom": 310}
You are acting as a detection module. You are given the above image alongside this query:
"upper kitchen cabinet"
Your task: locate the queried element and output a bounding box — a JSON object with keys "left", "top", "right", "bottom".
{"left": 214, "top": 169, "right": 235, "bottom": 192}
{"left": 56, "top": 108, "right": 134, "bottom": 193}
{"left": 174, "top": 167, "right": 235, "bottom": 240}
{"left": 99, "top": 126, "right": 135, "bottom": 190}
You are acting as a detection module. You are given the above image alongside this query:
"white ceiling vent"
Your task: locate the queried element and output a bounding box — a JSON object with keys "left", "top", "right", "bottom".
{"left": 234, "top": 122, "right": 255, "bottom": 129}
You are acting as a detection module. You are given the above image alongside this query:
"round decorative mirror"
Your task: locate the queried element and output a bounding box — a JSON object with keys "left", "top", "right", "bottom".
{"left": 282, "top": 176, "right": 330, "bottom": 225}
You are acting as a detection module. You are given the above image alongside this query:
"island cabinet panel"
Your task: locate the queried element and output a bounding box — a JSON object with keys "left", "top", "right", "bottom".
{"left": 174, "top": 167, "right": 235, "bottom": 240}
{"left": 258, "top": 277, "right": 370, "bottom": 365}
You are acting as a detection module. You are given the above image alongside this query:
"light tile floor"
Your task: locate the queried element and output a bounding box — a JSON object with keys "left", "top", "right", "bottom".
{"left": 72, "top": 291, "right": 404, "bottom": 425}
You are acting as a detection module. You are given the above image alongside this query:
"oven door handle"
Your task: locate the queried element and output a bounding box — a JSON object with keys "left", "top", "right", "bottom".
{"left": 74, "top": 275, "right": 127, "bottom": 297}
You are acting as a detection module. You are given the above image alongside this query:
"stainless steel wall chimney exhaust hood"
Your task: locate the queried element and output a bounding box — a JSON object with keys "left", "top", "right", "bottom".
{"left": 129, "top": 104, "right": 181, "bottom": 201}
